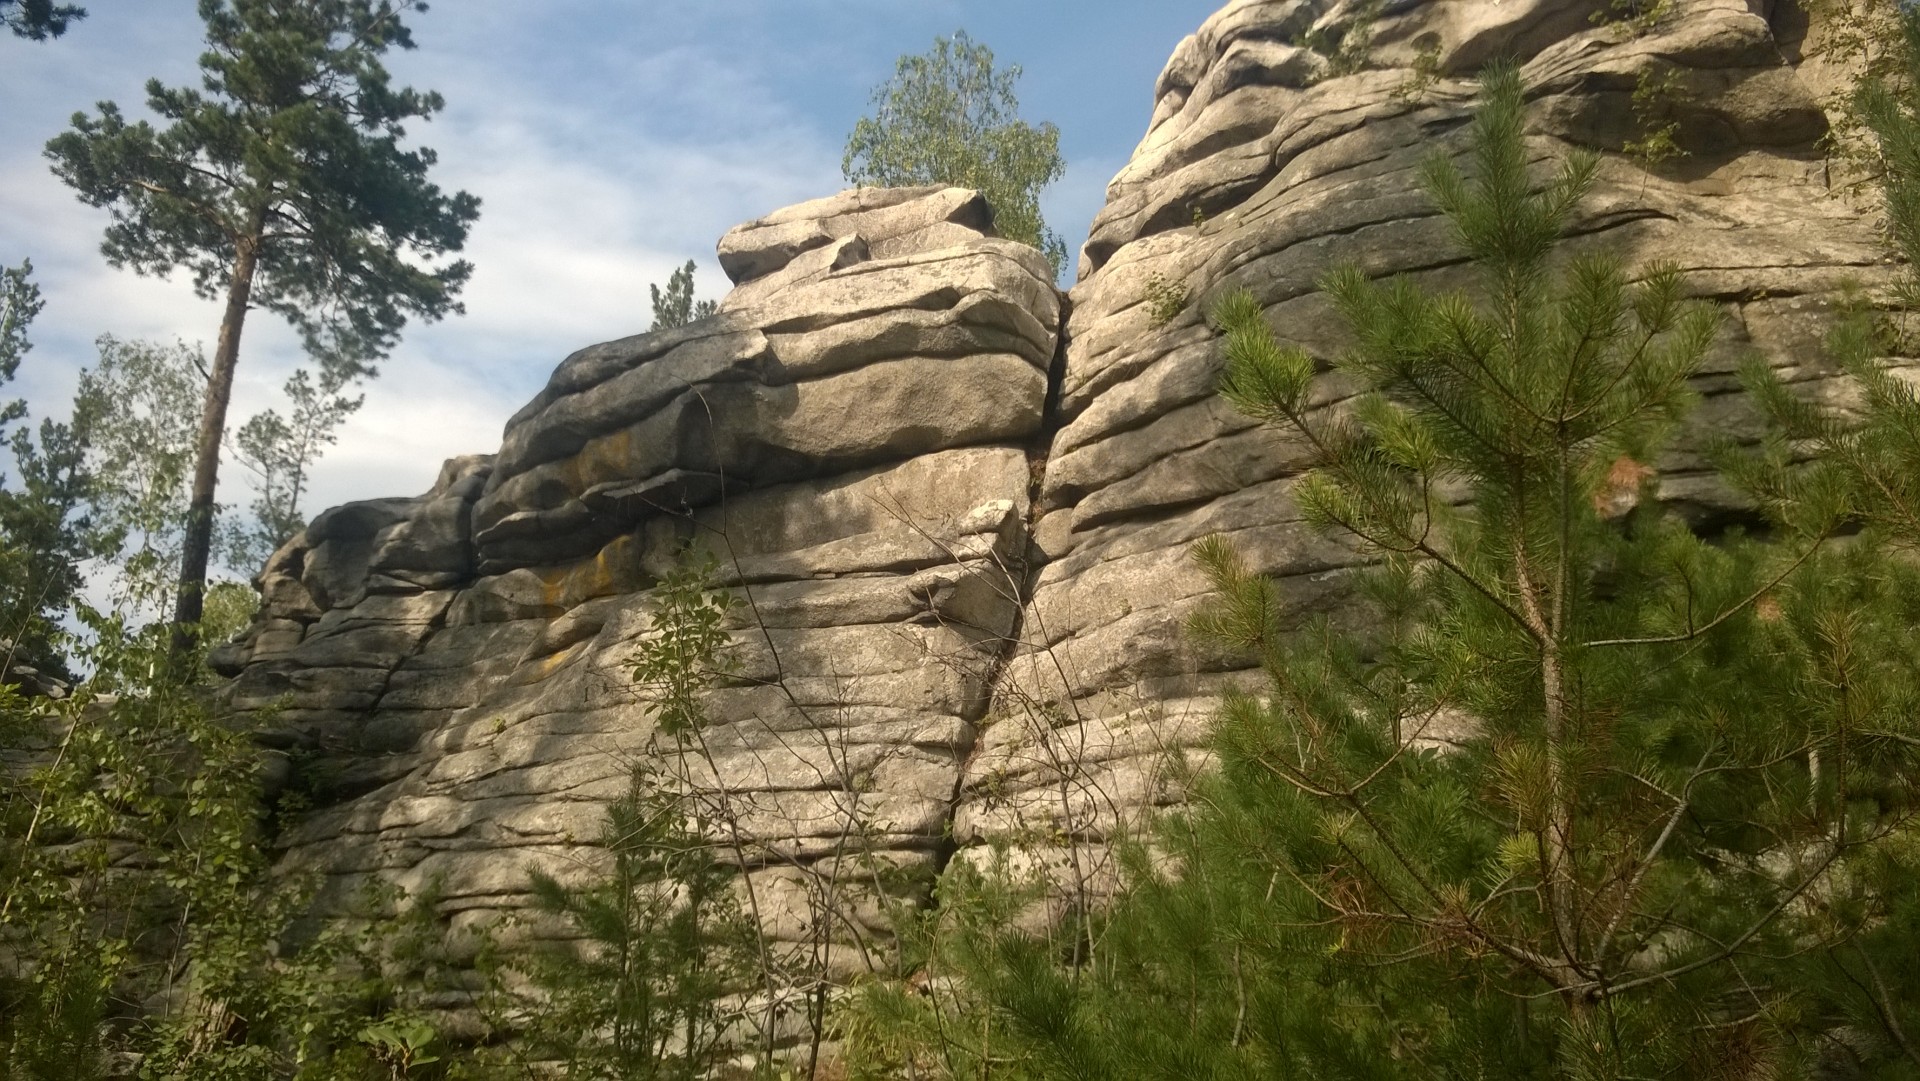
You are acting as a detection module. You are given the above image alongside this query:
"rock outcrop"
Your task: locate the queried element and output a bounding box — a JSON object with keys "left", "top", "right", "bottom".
{"left": 214, "top": 0, "right": 1897, "bottom": 1045}
{"left": 217, "top": 185, "right": 1060, "bottom": 1007}
{"left": 0, "top": 643, "right": 70, "bottom": 701}
{"left": 960, "top": 0, "right": 1897, "bottom": 906}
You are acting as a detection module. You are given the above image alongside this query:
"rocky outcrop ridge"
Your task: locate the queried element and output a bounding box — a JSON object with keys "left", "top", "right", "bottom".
{"left": 960, "top": 0, "right": 1896, "bottom": 902}
{"left": 216, "top": 185, "right": 1061, "bottom": 998}
{"left": 214, "top": 0, "right": 1898, "bottom": 1040}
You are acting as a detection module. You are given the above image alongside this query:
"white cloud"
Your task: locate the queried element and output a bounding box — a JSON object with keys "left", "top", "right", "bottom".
{"left": 2, "top": 0, "right": 1165, "bottom": 566}
{"left": 303, "top": 355, "right": 518, "bottom": 510}
{"left": 2, "top": 0, "right": 852, "bottom": 529}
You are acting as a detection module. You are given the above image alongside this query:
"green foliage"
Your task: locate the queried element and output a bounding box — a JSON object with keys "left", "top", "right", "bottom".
{"left": 0, "top": 414, "right": 94, "bottom": 680}
{"left": 0, "top": 260, "right": 40, "bottom": 439}
{"left": 487, "top": 554, "right": 761, "bottom": 1080}
{"left": 1857, "top": 0, "right": 1920, "bottom": 313}
{"left": 858, "top": 63, "right": 1920, "bottom": 1080}
{"left": 1734, "top": 2, "right": 1920, "bottom": 551}
{"left": 1806, "top": 0, "right": 1909, "bottom": 188}
{"left": 843, "top": 30, "right": 1068, "bottom": 277}
{"left": 1725, "top": 22, "right": 1920, "bottom": 1064}
{"left": 45, "top": 0, "right": 478, "bottom": 370}
{"left": 1389, "top": 38, "right": 1444, "bottom": 105}
{"left": 45, "top": 0, "right": 479, "bottom": 637}
{"left": 1143, "top": 272, "right": 1189, "bottom": 329}
{"left": 2, "top": 329, "right": 271, "bottom": 666}
{"left": 1299, "top": 0, "right": 1380, "bottom": 80}
{"left": 1622, "top": 63, "right": 1687, "bottom": 170}
{"left": 1591, "top": 0, "right": 1675, "bottom": 37}
{"left": 200, "top": 580, "right": 261, "bottom": 647}
{"left": 356, "top": 1016, "right": 442, "bottom": 1077}
{"left": 0, "top": 261, "right": 97, "bottom": 679}
{"left": 137, "top": 871, "right": 457, "bottom": 1081}
{"left": 1, "top": 0, "right": 85, "bottom": 40}
{"left": 649, "top": 260, "right": 718, "bottom": 332}
{"left": 837, "top": 848, "right": 1060, "bottom": 1081}
{"left": 2, "top": 618, "right": 458, "bottom": 1080}
{"left": 627, "top": 556, "right": 736, "bottom": 740}
{"left": 228, "top": 363, "right": 364, "bottom": 573}
{"left": 69, "top": 336, "right": 209, "bottom": 618}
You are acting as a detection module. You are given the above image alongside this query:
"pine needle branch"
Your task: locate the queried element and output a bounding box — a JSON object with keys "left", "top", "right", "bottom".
{"left": 1582, "top": 537, "right": 1826, "bottom": 649}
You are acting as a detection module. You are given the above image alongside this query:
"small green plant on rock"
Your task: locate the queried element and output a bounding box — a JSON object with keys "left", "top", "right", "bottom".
{"left": 1592, "top": 0, "right": 1675, "bottom": 37}
{"left": 492, "top": 553, "right": 762, "bottom": 1081}
{"left": 1144, "top": 272, "right": 1190, "bottom": 329}
{"left": 1624, "top": 63, "right": 1688, "bottom": 171}
{"left": 1805, "top": 0, "right": 1909, "bottom": 190}
{"left": 1299, "top": 0, "right": 1381, "bottom": 80}
{"left": 1390, "top": 37, "right": 1445, "bottom": 104}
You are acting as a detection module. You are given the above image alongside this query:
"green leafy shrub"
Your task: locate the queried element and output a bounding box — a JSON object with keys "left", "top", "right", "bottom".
{"left": 3, "top": 617, "right": 456, "bottom": 1081}
{"left": 1143, "top": 272, "right": 1189, "bottom": 329}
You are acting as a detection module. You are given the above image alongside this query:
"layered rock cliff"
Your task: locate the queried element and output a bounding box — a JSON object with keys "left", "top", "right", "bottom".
{"left": 213, "top": 0, "right": 1896, "bottom": 1037}
{"left": 966, "top": 0, "right": 1892, "bottom": 908}
{"left": 217, "top": 186, "right": 1061, "bottom": 1006}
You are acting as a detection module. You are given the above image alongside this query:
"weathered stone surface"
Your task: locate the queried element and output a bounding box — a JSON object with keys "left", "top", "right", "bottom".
{"left": 718, "top": 185, "right": 996, "bottom": 285}
{"left": 966, "top": 0, "right": 1898, "bottom": 884}
{"left": 0, "top": 645, "right": 69, "bottom": 699}
{"left": 469, "top": 209, "right": 1057, "bottom": 573}
{"left": 203, "top": 0, "right": 1897, "bottom": 1056}
{"left": 206, "top": 186, "right": 1058, "bottom": 1043}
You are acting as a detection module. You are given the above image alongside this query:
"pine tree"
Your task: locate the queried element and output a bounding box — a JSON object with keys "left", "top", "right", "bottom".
{"left": 0, "top": 417, "right": 93, "bottom": 682}
{"left": 0, "top": 261, "right": 40, "bottom": 444}
{"left": 873, "top": 65, "right": 1920, "bottom": 1080}
{"left": 648, "top": 260, "right": 717, "bottom": 332}
{"left": 1, "top": 0, "right": 84, "bottom": 41}
{"left": 497, "top": 557, "right": 760, "bottom": 1080}
{"left": 0, "top": 261, "right": 96, "bottom": 681}
{"left": 1744, "top": 0, "right": 1920, "bottom": 546}
{"left": 1729, "top": 3, "right": 1920, "bottom": 1068}
{"left": 45, "top": 0, "right": 478, "bottom": 655}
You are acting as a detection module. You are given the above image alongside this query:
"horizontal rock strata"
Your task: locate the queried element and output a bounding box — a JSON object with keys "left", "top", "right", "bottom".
{"left": 215, "top": 186, "right": 1062, "bottom": 1008}
{"left": 210, "top": 0, "right": 1902, "bottom": 1053}
{"left": 962, "top": 0, "right": 1903, "bottom": 904}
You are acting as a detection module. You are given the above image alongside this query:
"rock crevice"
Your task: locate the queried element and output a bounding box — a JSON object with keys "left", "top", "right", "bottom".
{"left": 218, "top": 185, "right": 1068, "bottom": 988}
{"left": 211, "top": 0, "right": 1905, "bottom": 1037}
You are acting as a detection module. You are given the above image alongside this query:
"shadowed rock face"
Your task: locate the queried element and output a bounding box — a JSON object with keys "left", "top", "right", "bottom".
{"left": 960, "top": 0, "right": 1898, "bottom": 907}
{"left": 215, "top": 0, "right": 1894, "bottom": 1035}
{"left": 215, "top": 185, "right": 1061, "bottom": 994}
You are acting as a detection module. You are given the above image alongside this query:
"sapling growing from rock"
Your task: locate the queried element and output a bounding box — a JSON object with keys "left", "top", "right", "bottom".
{"left": 501, "top": 554, "right": 763, "bottom": 1080}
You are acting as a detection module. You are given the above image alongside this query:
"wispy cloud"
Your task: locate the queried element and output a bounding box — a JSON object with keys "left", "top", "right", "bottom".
{"left": 3, "top": 1, "right": 849, "bottom": 520}
{"left": 2, "top": 0, "right": 1207, "bottom": 553}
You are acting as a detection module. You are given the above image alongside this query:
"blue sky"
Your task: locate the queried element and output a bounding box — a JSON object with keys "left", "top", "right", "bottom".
{"left": 0, "top": 0, "right": 1219, "bottom": 516}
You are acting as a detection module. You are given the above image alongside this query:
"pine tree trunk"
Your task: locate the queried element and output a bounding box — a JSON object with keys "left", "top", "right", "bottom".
{"left": 170, "top": 222, "right": 263, "bottom": 660}
{"left": 1517, "top": 548, "right": 1585, "bottom": 994}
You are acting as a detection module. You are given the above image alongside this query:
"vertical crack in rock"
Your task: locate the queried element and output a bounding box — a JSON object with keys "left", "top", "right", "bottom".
{"left": 931, "top": 293, "right": 1074, "bottom": 886}
{"left": 204, "top": 0, "right": 1908, "bottom": 1048}
{"left": 942, "top": 0, "right": 1905, "bottom": 929}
